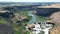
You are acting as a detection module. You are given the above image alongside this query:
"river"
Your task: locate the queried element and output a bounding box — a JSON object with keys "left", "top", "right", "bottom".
{"left": 28, "top": 11, "right": 40, "bottom": 23}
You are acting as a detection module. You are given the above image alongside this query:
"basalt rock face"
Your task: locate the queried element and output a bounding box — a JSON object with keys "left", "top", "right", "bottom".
{"left": 0, "top": 24, "right": 14, "bottom": 34}
{"left": 0, "top": 12, "right": 15, "bottom": 19}
{"left": 36, "top": 8, "right": 60, "bottom": 16}
{"left": 3, "top": 6, "right": 36, "bottom": 11}
{"left": 3, "top": 6, "right": 60, "bottom": 16}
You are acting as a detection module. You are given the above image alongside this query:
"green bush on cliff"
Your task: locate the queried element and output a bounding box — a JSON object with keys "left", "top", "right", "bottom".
{"left": 0, "top": 17, "right": 8, "bottom": 24}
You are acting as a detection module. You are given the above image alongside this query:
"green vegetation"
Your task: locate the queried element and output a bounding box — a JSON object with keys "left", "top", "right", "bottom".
{"left": 39, "top": 31, "right": 44, "bottom": 34}
{"left": 19, "top": 11, "right": 32, "bottom": 22}
{"left": 25, "top": 31, "right": 30, "bottom": 34}
{"left": 21, "top": 11, "right": 28, "bottom": 16}
{"left": 37, "top": 16, "right": 50, "bottom": 22}
{"left": 46, "top": 26, "right": 50, "bottom": 28}
{"left": 15, "top": 11, "right": 28, "bottom": 16}
{"left": 27, "top": 16, "right": 32, "bottom": 21}
{"left": 14, "top": 30, "right": 21, "bottom": 34}
{"left": 13, "top": 22, "right": 24, "bottom": 34}
{"left": 0, "top": 17, "right": 8, "bottom": 24}
{"left": 13, "top": 22, "right": 30, "bottom": 34}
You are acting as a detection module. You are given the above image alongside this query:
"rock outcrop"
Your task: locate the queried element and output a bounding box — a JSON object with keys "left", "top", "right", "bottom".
{"left": 50, "top": 11, "right": 60, "bottom": 34}
{"left": 0, "top": 24, "right": 14, "bottom": 34}
{"left": 36, "top": 8, "right": 60, "bottom": 16}
{"left": 0, "top": 11, "right": 15, "bottom": 18}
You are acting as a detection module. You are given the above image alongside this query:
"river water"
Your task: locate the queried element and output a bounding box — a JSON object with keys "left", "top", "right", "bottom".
{"left": 28, "top": 11, "right": 40, "bottom": 23}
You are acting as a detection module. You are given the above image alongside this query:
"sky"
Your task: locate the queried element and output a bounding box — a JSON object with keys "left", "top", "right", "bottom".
{"left": 0, "top": 0, "right": 60, "bottom": 2}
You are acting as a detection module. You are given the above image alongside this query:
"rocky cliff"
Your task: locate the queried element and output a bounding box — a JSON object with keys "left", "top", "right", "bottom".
{"left": 50, "top": 12, "right": 60, "bottom": 34}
